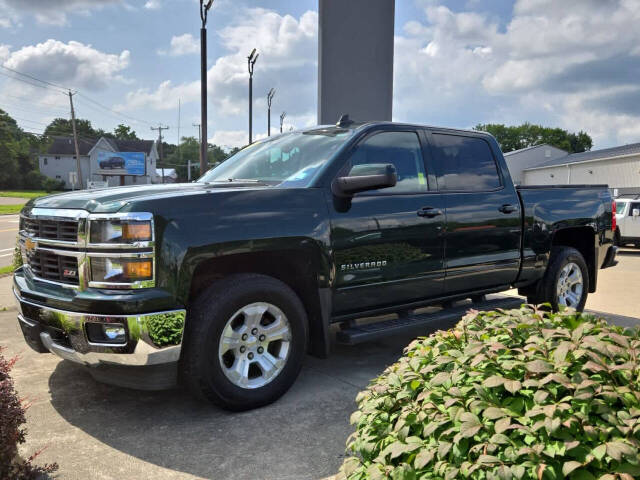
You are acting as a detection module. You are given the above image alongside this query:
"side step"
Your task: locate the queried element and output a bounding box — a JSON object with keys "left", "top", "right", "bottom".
{"left": 336, "top": 296, "right": 524, "bottom": 345}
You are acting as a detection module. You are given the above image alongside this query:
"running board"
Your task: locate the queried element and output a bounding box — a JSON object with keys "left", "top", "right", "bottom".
{"left": 336, "top": 296, "right": 524, "bottom": 345}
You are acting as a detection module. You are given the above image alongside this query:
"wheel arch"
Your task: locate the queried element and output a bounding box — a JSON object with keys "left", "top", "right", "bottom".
{"left": 551, "top": 226, "right": 596, "bottom": 293}
{"left": 183, "top": 247, "right": 331, "bottom": 359}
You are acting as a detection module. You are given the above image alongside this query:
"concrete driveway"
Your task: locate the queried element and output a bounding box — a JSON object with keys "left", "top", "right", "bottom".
{"left": 2, "top": 250, "right": 639, "bottom": 479}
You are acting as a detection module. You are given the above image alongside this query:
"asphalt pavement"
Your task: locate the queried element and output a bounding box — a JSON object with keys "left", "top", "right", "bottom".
{"left": 1, "top": 250, "right": 639, "bottom": 480}
{"left": 0, "top": 214, "right": 19, "bottom": 267}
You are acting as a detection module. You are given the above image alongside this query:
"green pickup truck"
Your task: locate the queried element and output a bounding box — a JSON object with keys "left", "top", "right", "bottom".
{"left": 13, "top": 120, "right": 617, "bottom": 410}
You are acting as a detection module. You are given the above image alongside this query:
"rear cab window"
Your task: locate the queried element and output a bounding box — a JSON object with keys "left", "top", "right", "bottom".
{"left": 430, "top": 133, "right": 502, "bottom": 192}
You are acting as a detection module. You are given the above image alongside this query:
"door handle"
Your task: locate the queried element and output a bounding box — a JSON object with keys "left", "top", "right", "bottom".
{"left": 417, "top": 207, "right": 443, "bottom": 218}
{"left": 499, "top": 204, "right": 517, "bottom": 214}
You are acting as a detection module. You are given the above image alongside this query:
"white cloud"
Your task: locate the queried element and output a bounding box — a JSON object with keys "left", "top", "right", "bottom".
{"left": 394, "top": 0, "right": 640, "bottom": 147}
{"left": 3, "top": 39, "right": 130, "bottom": 90}
{"left": 144, "top": 0, "right": 160, "bottom": 10}
{"left": 0, "top": 44, "right": 10, "bottom": 62}
{"left": 119, "top": 8, "right": 318, "bottom": 130}
{"left": 158, "top": 33, "right": 199, "bottom": 57}
{"left": 209, "top": 130, "right": 249, "bottom": 149}
{"left": 0, "top": 0, "right": 121, "bottom": 26}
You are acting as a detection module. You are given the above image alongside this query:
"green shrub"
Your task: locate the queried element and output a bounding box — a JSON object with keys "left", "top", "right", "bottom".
{"left": 340, "top": 306, "right": 640, "bottom": 480}
{"left": 42, "top": 178, "right": 65, "bottom": 193}
{"left": 145, "top": 312, "right": 185, "bottom": 347}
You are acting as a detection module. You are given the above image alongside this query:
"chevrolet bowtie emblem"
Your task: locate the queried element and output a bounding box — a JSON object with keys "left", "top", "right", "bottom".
{"left": 24, "top": 237, "right": 37, "bottom": 253}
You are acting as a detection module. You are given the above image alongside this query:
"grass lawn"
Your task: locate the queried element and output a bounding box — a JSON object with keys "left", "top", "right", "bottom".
{"left": 0, "top": 190, "right": 60, "bottom": 199}
{"left": 0, "top": 205, "right": 25, "bottom": 215}
{"left": 0, "top": 264, "right": 14, "bottom": 275}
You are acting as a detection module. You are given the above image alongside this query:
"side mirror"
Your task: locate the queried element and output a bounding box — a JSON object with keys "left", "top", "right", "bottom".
{"left": 331, "top": 163, "right": 397, "bottom": 198}
{"left": 633, "top": 209, "right": 639, "bottom": 218}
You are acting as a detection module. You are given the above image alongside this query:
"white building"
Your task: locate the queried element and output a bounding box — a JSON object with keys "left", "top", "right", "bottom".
{"left": 39, "top": 136, "right": 161, "bottom": 189}
{"left": 503, "top": 144, "right": 568, "bottom": 185}
{"left": 504, "top": 142, "right": 640, "bottom": 196}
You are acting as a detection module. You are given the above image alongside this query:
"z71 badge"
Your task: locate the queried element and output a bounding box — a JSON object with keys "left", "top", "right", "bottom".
{"left": 341, "top": 260, "right": 387, "bottom": 271}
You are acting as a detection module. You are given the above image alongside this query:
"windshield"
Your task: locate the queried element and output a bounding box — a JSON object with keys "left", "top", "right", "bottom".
{"left": 198, "top": 128, "right": 354, "bottom": 187}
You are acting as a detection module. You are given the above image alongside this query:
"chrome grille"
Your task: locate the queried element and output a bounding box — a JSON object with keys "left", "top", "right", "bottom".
{"left": 26, "top": 249, "right": 79, "bottom": 285}
{"left": 21, "top": 217, "right": 78, "bottom": 242}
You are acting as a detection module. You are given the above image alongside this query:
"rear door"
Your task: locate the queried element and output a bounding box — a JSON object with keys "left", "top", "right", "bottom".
{"left": 329, "top": 128, "right": 446, "bottom": 314}
{"left": 628, "top": 201, "right": 640, "bottom": 239}
{"left": 427, "top": 131, "right": 522, "bottom": 294}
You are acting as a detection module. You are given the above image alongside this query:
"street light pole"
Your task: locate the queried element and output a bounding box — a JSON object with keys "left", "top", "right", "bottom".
{"left": 247, "top": 48, "right": 258, "bottom": 144}
{"left": 280, "top": 111, "right": 286, "bottom": 134}
{"left": 199, "top": 0, "right": 214, "bottom": 177}
{"left": 267, "top": 88, "right": 276, "bottom": 137}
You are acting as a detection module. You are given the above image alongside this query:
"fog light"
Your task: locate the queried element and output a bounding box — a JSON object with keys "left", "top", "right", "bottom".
{"left": 86, "top": 322, "right": 127, "bottom": 345}
{"left": 103, "top": 325, "right": 126, "bottom": 342}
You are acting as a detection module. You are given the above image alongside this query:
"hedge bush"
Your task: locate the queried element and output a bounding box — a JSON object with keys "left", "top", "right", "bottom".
{"left": 340, "top": 306, "right": 640, "bottom": 480}
{"left": 0, "top": 348, "right": 58, "bottom": 479}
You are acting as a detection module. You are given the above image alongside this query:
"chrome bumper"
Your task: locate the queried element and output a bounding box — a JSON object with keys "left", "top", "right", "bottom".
{"left": 14, "top": 289, "right": 186, "bottom": 367}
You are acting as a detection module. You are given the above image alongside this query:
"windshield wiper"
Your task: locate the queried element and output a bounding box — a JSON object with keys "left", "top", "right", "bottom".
{"left": 204, "top": 178, "right": 274, "bottom": 186}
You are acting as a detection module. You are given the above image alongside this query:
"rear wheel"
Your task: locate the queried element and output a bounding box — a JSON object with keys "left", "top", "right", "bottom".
{"left": 181, "top": 274, "right": 308, "bottom": 410}
{"left": 527, "top": 247, "right": 589, "bottom": 312}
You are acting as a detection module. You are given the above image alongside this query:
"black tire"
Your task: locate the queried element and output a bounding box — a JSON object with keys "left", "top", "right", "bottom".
{"left": 527, "top": 247, "right": 589, "bottom": 312}
{"left": 181, "top": 274, "right": 308, "bottom": 411}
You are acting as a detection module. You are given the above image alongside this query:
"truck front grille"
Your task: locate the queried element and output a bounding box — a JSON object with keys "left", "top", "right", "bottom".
{"left": 21, "top": 217, "right": 78, "bottom": 242}
{"left": 26, "top": 250, "right": 79, "bottom": 285}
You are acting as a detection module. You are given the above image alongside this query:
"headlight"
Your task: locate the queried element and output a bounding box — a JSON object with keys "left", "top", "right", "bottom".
{"left": 90, "top": 257, "right": 153, "bottom": 285}
{"left": 89, "top": 219, "right": 152, "bottom": 245}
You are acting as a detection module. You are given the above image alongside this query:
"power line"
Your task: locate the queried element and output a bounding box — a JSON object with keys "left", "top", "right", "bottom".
{"left": 0, "top": 64, "right": 69, "bottom": 92}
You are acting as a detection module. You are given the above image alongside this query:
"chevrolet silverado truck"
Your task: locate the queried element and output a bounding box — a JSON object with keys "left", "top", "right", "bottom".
{"left": 13, "top": 120, "right": 617, "bottom": 410}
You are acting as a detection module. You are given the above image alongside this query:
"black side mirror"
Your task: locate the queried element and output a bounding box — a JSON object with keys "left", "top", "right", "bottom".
{"left": 331, "top": 163, "right": 397, "bottom": 198}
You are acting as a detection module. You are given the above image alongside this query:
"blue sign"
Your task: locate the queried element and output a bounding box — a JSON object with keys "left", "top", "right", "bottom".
{"left": 96, "top": 151, "right": 146, "bottom": 176}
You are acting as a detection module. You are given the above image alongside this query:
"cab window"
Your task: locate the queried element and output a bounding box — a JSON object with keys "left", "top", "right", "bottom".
{"left": 347, "top": 131, "right": 427, "bottom": 194}
{"left": 431, "top": 134, "right": 502, "bottom": 191}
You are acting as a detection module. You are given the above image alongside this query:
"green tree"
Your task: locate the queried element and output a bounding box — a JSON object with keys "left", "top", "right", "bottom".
{"left": 163, "top": 136, "right": 231, "bottom": 181}
{"left": 113, "top": 124, "right": 139, "bottom": 140}
{"left": 474, "top": 123, "right": 593, "bottom": 153}
{"left": 43, "top": 117, "right": 99, "bottom": 139}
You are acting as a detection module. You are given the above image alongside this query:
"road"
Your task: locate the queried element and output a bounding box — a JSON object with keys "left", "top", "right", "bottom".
{"left": 0, "top": 214, "right": 19, "bottom": 267}
{"left": 0, "top": 249, "right": 638, "bottom": 480}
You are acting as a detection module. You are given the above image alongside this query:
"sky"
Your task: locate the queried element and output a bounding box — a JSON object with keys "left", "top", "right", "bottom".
{"left": 0, "top": 0, "right": 639, "bottom": 150}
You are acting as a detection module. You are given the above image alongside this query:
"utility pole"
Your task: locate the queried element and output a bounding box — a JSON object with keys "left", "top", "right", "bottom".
{"left": 199, "top": 0, "right": 214, "bottom": 177}
{"left": 193, "top": 122, "right": 201, "bottom": 179}
{"left": 267, "top": 88, "right": 276, "bottom": 137}
{"left": 151, "top": 125, "right": 169, "bottom": 184}
{"left": 68, "top": 90, "right": 83, "bottom": 189}
{"left": 247, "top": 48, "right": 258, "bottom": 144}
{"left": 280, "top": 111, "right": 286, "bottom": 134}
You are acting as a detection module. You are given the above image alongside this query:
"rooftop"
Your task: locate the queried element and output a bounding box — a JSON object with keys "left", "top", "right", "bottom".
{"left": 44, "top": 136, "right": 155, "bottom": 156}
{"left": 525, "top": 142, "right": 640, "bottom": 171}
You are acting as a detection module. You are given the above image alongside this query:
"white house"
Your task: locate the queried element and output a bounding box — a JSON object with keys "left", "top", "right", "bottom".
{"left": 39, "top": 136, "right": 161, "bottom": 189}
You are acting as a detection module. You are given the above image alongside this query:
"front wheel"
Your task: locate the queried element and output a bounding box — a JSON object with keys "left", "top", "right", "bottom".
{"left": 527, "top": 247, "right": 589, "bottom": 312}
{"left": 181, "top": 274, "right": 308, "bottom": 410}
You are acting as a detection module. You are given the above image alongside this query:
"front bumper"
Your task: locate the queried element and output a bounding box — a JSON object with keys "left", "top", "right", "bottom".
{"left": 13, "top": 272, "right": 186, "bottom": 368}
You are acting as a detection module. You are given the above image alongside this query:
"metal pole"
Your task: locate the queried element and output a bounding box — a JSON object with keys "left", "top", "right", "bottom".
{"left": 68, "top": 90, "right": 83, "bottom": 189}
{"left": 247, "top": 49, "right": 258, "bottom": 145}
{"left": 249, "top": 73, "right": 253, "bottom": 144}
{"left": 200, "top": 26, "right": 208, "bottom": 176}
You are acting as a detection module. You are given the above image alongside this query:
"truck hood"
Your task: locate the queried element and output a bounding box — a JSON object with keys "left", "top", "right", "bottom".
{"left": 27, "top": 183, "right": 249, "bottom": 213}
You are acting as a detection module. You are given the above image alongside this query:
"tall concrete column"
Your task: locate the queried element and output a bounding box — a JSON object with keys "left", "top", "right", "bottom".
{"left": 318, "top": 0, "right": 395, "bottom": 125}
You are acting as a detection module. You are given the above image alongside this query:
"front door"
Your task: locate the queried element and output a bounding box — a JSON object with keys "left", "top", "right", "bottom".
{"left": 427, "top": 131, "right": 522, "bottom": 294}
{"left": 329, "top": 129, "right": 446, "bottom": 315}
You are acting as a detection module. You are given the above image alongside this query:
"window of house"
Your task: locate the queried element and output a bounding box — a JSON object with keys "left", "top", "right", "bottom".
{"left": 431, "top": 134, "right": 502, "bottom": 191}
{"left": 55, "top": 156, "right": 61, "bottom": 160}
{"left": 43, "top": 158, "right": 48, "bottom": 165}
{"left": 55, "top": 175, "right": 61, "bottom": 179}
{"left": 346, "top": 131, "right": 427, "bottom": 194}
